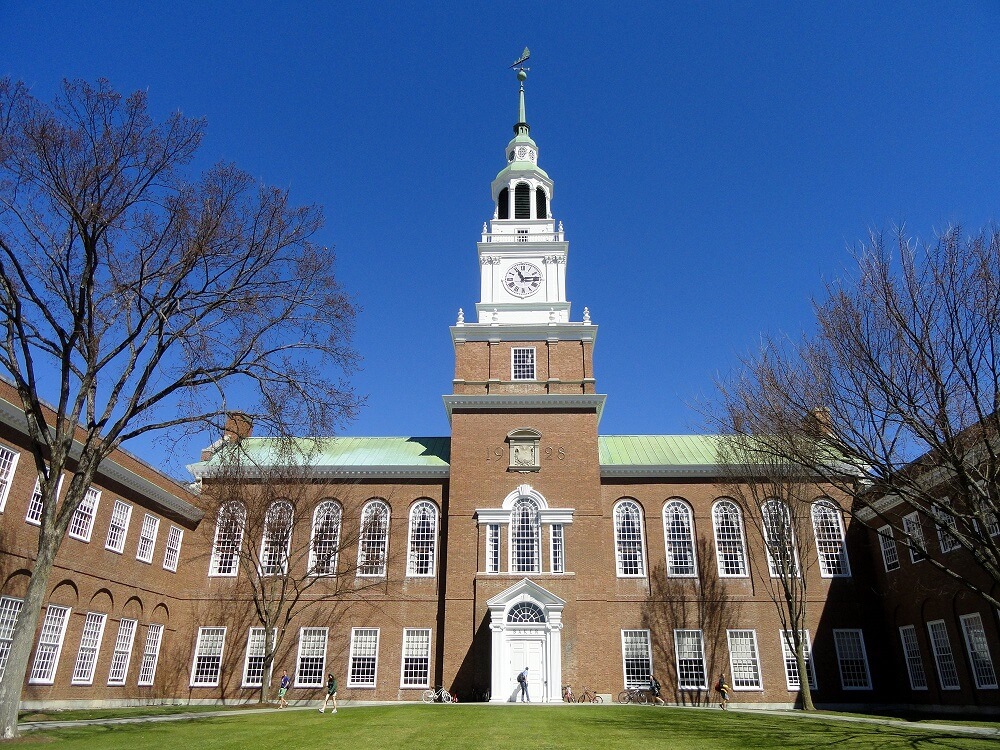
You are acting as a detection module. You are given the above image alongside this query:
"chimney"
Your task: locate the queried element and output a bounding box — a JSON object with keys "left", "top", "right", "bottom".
{"left": 803, "top": 407, "right": 833, "bottom": 438}
{"left": 223, "top": 412, "right": 254, "bottom": 444}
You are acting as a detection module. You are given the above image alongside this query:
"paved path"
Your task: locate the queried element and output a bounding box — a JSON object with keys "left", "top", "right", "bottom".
{"left": 17, "top": 702, "right": 1000, "bottom": 741}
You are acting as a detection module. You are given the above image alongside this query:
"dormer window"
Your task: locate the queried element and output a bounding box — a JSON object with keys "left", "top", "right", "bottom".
{"left": 514, "top": 182, "right": 530, "bottom": 219}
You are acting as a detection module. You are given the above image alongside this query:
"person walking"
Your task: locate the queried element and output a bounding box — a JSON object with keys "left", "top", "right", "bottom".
{"left": 716, "top": 674, "right": 731, "bottom": 711}
{"left": 319, "top": 673, "right": 338, "bottom": 713}
{"left": 649, "top": 675, "right": 665, "bottom": 706}
{"left": 277, "top": 670, "right": 291, "bottom": 708}
{"left": 516, "top": 667, "right": 530, "bottom": 702}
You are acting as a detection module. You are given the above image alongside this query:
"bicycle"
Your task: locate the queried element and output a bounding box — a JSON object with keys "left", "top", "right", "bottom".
{"left": 421, "top": 685, "right": 453, "bottom": 703}
{"left": 576, "top": 686, "right": 603, "bottom": 703}
{"left": 617, "top": 687, "right": 649, "bottom": 704}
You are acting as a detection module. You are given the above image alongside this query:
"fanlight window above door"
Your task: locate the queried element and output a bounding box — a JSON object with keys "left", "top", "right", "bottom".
{"left": 507, "top": 602, "right": 545, "bottom": 623}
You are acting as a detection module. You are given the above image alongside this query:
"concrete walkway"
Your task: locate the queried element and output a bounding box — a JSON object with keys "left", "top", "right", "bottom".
{"left": 17, "top": 702, "right": 1000, "bottom": 741}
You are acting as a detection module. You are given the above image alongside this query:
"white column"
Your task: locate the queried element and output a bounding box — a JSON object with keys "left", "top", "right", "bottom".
{"left": 490, "top": 621, "right": 505, "bottom": 702}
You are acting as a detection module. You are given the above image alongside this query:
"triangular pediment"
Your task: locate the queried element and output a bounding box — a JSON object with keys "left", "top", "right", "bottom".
{"left": 486, "top": 577, "right": 566, "bottom": 609}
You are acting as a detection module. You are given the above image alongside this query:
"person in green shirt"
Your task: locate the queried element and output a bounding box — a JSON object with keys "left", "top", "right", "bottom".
{"left": 319, "top": 673, "right": 338, "bottom": 713}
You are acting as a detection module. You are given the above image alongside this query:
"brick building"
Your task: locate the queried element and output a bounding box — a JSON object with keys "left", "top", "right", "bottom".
{"left": 0, "top": 70, "right": 996, "bottom": 712}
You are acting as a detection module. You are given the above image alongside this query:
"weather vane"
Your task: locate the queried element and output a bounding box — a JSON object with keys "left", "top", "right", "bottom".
{"left": 510, "top": 47, "right": 530, "bottom": 80}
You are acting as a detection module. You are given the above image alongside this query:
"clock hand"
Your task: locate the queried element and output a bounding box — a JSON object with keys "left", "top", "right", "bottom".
{"left": 516, "top": 269, "right": 525, "bottom": 282}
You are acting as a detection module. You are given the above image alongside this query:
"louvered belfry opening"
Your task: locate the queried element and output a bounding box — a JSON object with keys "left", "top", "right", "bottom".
{"left": 535, "top": 188, "right": 547, "bottom": 219}
{"left": 498, "top": 187, "right": 509, "bottom": 220}
{"left": 514, "top": 182, "right": 530, "bottom": 219}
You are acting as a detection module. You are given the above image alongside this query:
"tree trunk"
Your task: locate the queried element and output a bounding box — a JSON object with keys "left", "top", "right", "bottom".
{"left": 795, "top": 645, "right": 816, "bottom": 711}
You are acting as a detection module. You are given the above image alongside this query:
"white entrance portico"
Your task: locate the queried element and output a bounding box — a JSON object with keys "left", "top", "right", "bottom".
{"left": 486, "top": 578, "right": 565, "bottom": 703}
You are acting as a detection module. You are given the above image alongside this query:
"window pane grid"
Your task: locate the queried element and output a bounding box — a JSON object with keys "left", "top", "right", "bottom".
{"left": 762, "top": 500, "right": 798, "bottom": 577}
{"left": 0, "top": 446, "right": 18, "bottom": 511}
{"left": 295, "top": 627, "right": 327, "bottom": 687}
{"left": 621, "top": 629, "right": 652, "bottom": 689}
{"left": 260, "top": 501, "right": 293, "bottom": 576}
{"left": 878, "top": 525, "right": 900, "bottom": 572}
{"left": 406, "top": 501, "right": 437, "bottom": 576}
{"left": 727, "top": 629, "right": 762, "bottom": 690}
{"left": 71, "top": 612, "right": 107, "bottom": 685}
{"left": 512, "top": 348, "right": 536, "bottom": 380}
{"left": 550, "top": 524, "right": 565, "bottom": 573}
{"left": 401, "top": 628, "right": 431, "bottom": 688}
{"left": 899, "top": 625, "right": 928, "bottom": 690}
{"left": 780, "top": 630, "right": 817, "bottom": 690}
{"left": 510, "top": 498, "right": 540, "bottom": 573}
{"left": 614, "top": 500, "right": 645, "bottom": 577}
{"left": 712, "top": 501, "right": 748, "bottom": 576}
{"left": 68, "top": 488, "right": 101, "bottom": 542}
{"left": 191, "top": 627, "right": 226, "bottom": 686}
{"left": 210, "top": 502, "right": 246, "bottom": 576}
{"left": 486, "top": 524, "right": 500, "bottom": 573}
{"left": 903, "top": 512, "right": 927, "bottom": 562}
{"left": 136, "top": 514, "right": 159, "bottom": 563}
{"left": 243, "top": 627, "right": 270, "bottom": 687}
{"left": 163, "top": 526, "right": 183, "bottom": 571}
{"left": 108, "top": 618, "right": 137, "bottom": 685}
{"left": 26, "top": 479, "right": 44, "bottom": 525}
{"left": 926, "top": 620, "right": 960, "bottom": 690}
{"left": 309, "top": 501, "right": 341, "bottom": 575}
{"left": 664, "top": 500, "right": 696, "bottom": 576}
{"left": 933, "top": 503, "right": 961, "bottom": 553}
{"left": 29, "top": 604, "right": 70, "bottom": 684}
{"left": 348, "top": 628, "right": 379, "bottom": 687}
{"left": 812, "top": 501, "right": 851, "bottom": 577}
{"left": 358, "top": 501, "right": 389, "bottom": 576}
{"left": 833, "top": 629, "right": 872, "bottom": 689}
{"left": 0, "top": 596, "right": 23, "bottom": 680}
{"left": 138, "top": 624, "right": 164, "bottom": 686}
{"left": 105, "top": 500, "right": 132, "bottom": 553}
{"left": 960, "top": 613, "right": 998, "bottom": 689}
{"left": 674, "top": 629, "right": 708, "bottom": 689}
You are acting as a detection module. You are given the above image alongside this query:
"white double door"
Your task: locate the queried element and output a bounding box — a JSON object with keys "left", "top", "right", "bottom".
{"left": 509, "top": 637, "right": 545, "bottom": 702}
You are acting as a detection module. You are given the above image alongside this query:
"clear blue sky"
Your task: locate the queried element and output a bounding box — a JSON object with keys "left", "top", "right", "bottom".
{"left": 4, "top": 2, "right": 999, "bottom": 477}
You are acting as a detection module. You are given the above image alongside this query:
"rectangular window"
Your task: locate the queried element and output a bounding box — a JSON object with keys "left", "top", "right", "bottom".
{"left": 348, "top": 628, "right": 379, "bottom": 687}
{"left": 68, "top": 488, "right": 101, "bottom": 542}
{"left": 780, "top": 630, "right": 817, "bottom": 690}
{"left": 550, "top": 524, "right": 565, "bottom": 573}
{"left": 926, "top": 620, "right": 960, "bottom": 690}
{"left": 902, "top": 512, "right": 926, "bottom": 562}
{"left": 137, "top": 624, "right": 164, "bottom": 686}
{"left": 877, "top": 525, "right": 899, "bottom": 572}
{"left": 0, "top": 596, "right": 23, "bottom": 680}
{"left": 932, "top": 502, "right": 961, "bottom": 554}
{"left": 726, "top": 629, "right": 762, "bottom": 690}
{"left": 295, "top": 627, "right": 328, "bottom": 687}
{"left": 190, "top": 626, "right": 226, "bottom": 687}
{"left": 105, "top": 500, "right": 133, "bottom": 554}
{"left": 620, "top": 629, "right": 652, "bottom": 689}
{"left": 516, "top": 228, "right": 529, "bottom": 242}
{"left": 959, "top": 613, "right": 998, "bottom": 689}
{"left": 899, "top": 625, "right": 928, "bottom": 690}
{"left": 400, "top": 628, "right": 431, "bottom": 688}
{"left": 242, "top": 627, "right": 274, "bottom": 688}
{"left": 163, "top": 526, "right": 183, "bottom": 572}
{"left": 511, "top": 347, "right": 536, "bottom": 381}
{"left": 29, "top": 604, "right": 71, "bottom": 684}
{"left": 136, "top": 513, "right": 159, "bottom": 563}
{"left": 107, "top": 618, "right": 137, "bottom": 685}
{"left": 26, "top": 479, "right": 43, "bottom": 525}
{"left": 674, "top": 629, "right": 708, "bottom": 690}
{"left": 833, "top": 629, "right": 872, "bottom": 690}
{"left": 71, "top": 612, "right": 108, "bottom": 685}
{"left": 0, "top": 445, "right": 19, "bottom": 512}
{"left": 486, "top": 524, "right": 500, "bottom": 573}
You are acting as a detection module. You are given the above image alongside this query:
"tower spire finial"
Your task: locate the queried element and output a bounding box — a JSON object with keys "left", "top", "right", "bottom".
{"left": 510, "top": 47, "right": 531, "bottom": 135}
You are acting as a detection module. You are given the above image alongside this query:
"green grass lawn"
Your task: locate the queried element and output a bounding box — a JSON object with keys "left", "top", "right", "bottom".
{"left": 16, "top": 704, "right": 999, "bottom": 749}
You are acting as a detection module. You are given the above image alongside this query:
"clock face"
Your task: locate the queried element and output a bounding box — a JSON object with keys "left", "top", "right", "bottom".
{"left": 503, "top": 262, "right": 543, "bottom": 298}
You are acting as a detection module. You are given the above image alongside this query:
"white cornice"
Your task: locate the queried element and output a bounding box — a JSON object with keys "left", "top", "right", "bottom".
{"left": 600, "top": 464, "right": 723, "bottom": 479}
{"left": 451, "top": 322, "right": 597, "bottom": 345}
{"left": 443, "top": 394, "right": 606, "bottom": 425}
{"left": 192, "top": 463, "right": 450, "bottom": 481}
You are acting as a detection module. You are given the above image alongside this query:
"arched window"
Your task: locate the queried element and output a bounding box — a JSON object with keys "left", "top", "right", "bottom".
{"left": 309, "top": 500, "right": 342, "bottom": 576}
{"left": 357, "top": 499, "right": 390, "bottom": 577}
{"left": 406, "top": 500, "right": 438, "bottom": 577}
{"left": 761, "top": 499, "right": 799, "bottom": 578}
{"left": 811, "top": 499, "right": 851, "bottom": 577}
{"left": 535, "top": 188, "right": 548, "bottom": 219}
{"left": 498, "top": 187, "right": 510, "bottom": 220}
{"left": 514, "top": 182, "right": 531, "bottom": 219}
{"left": 663, "top": 499, "right": 697, "bottom": 577}
{"left": 510, "top": 497, "right": 540, "bottom": 573}
{"left": 260, "top": 500, "right": 293, "bottom": 576}
{"left": 614, "top": 499, "right": 646, "bottom": 577}
{"left": 209, "top": 501, "right": 246, "bottom": 576}
{"left": 712, "top": 500, "right": 748, "bottom": 577}
{"left": 507, "top": 602, "right": 545, "bottom": 623}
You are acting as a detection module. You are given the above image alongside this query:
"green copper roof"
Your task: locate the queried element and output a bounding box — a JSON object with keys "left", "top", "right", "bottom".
{"left": 598, "top": 435, "right": 723, "bottom": 468}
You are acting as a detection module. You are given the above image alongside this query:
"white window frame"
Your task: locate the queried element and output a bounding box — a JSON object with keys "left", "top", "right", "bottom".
{"left": 932, "top": 500, "right": 961, "bottom": 554}
{"left": 107, "top": 618, "right": 137, "bottom": 685}
{"left": 209, "top": 501, "right": 246, "bottom": 577}
{"left": 26, "top": 474, "right": 62, "bottom": 526}
{"left": 357, "top": 500, "right": 390, "bottom": 577}
{"left": 308, "top": 500, "right": 342, "bottom": 576}
{"left": 811, "top": 500, "right": 851, "bottom": 577}
{"left": 726, "top": 629, "right": 763, "bottom": 690}
{"left": 674, "top": 629, "right": 708, "bottom": 690}
{"left": 663, "top": 499, "right": 697, "bottom": 577}
{"left": 260, "top": 500, "right": 294, "bottom": 576}
{"left": 761, "top": 499, "right": 799, "bottom": 578}
{"left": 399, "top": 627, "right": 431, "bottom": 689}
{"left": 898, "top": 625, "right": 928, "bottom": 690}
{"left": 405, "top": 500, "right": 438, "bottom": 577}
{"left": 105, "top": 499, "right": 133, "bottom": 554}
{"left": 833, "top": 629, "right": 872, "bottom": 690}
{"left": 550, "top": 524, "right": 565, "bottom": 573}
{"left": 190, "top": 626, "right": 227, "bottom": 687}
{"left": 347, "top": 627, "right": 380, "bottom": 688}
{"left": 613, "top": 499, "right": 647, "bottom": 578}
{"left": 779, "top": 630, "right": 817, "bottom": 690}
{"left": 902, "top": 511, "right": 927, "bottom": 563}
{"left": 0, "top": 596, "right": 24, "bottom": 680}
{"left": 878, "top": 525, "right": 900, "bottom": 572}
{"left": 510, "top": 497, "right": 541, "bottom": 574}
{"left": 68, "top": 488, "right": 101, "bottom": 542}
{"left": 486, "top": 524, "right": 501, "bottom": 573}
{"left": 29, "top": 604, "right": 71, "bottom": 685}
{"left": 137, "top": 623, "right": 164, "bottom": 686}
{"left": 163, "top": 526, "right": 183, "bottom": 572}
{"left": 511, "top": 347, "right": 536, "bottom": 381}
{"left": 0, "top": 445, "right": 20, "bottom": 512}
{"left": 71, "top": 612, "right": 108, "bottom": 685}
{"left": 241, "top": 627, "right": 276, "bottom": 688}
{"left": 926, "top": 619, "right": 960, "bottom": 690}
{"left": 136, "top": 513, "right": 159, "bottom": 564}
{"left": 959, "top": 613, "right": 998, "bottom": 690}
{"left": 712, "top": 499, "right": 749, "bottom": 577}
{"left": 295, "top": 627, "right": 328, "bottom": 688}
{"left": 620, "top": 629, "right": 652, "bottom": 689}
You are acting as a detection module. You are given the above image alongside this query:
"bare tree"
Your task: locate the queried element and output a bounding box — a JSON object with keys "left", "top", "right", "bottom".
{"left": 712, "top": 226, "right": 1000, "bottom": 612}
{"left": 0, "top": 79, "right": 358, "bottom": 736}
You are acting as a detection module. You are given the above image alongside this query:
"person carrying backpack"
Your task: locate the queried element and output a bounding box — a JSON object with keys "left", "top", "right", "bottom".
{"left": 516, "top": 667, "right": 530, "bottom": 702}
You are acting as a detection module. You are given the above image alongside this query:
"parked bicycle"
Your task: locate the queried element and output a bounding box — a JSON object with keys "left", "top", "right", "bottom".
{"left": 576, "top": 686, "right": 603, "bottom": 703}
{"left": 421, "top": 685, "right": 453, "bottom": 703}
{"left": 617, "top": 687, "right": 649, "bottom": 704}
